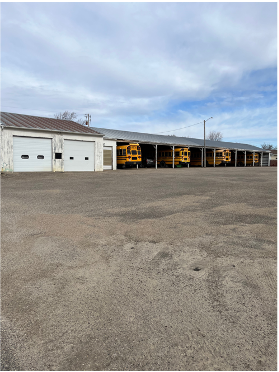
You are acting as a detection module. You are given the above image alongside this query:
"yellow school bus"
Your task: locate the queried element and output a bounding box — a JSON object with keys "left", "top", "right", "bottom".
{"left": 117, "top": 143, "right": 142, "bottom": 168}
{"left": 157, "top": 147, "right": 191, "bottom": 167}
{"left": 190, "top": 149, "right": 231, "bottom": 166}
{"left": 206, "top": 149, "right": 231, "bottom": 166}
{"left": 237, "top": 152, "right": 259, "bottom": 166}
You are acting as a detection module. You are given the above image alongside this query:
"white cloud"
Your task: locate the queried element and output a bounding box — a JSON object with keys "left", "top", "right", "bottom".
{"left": 1, "top": 2, "right": 277, "bottom": 146}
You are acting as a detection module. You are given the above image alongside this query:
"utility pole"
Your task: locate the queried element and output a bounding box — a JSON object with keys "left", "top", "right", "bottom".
{"left": 84, "top": 114, "right": 91, "bottom": 127}
{"left": 204, "top": 117, "right": 213, "bottom": 168}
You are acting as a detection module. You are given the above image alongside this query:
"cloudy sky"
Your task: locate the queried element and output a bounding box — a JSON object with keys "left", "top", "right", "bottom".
{"left": 1, "top": 2, "right": 277, "bottom": 147}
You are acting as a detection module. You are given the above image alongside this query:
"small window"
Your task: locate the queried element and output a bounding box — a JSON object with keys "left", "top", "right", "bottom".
{"left": 70, "top": 157, "right": 74, "bottom": 160}
{"left": 175, "top": 152, "right": 179, "bottom": 157}
{"left": 132, "top": 150, "right": 137, "bottom": 155}
{"left": 37, "top": 155, "right": 44, "bottom": 159}
{"left": 85, "top": 157, "right": 89, "bottom": 160}
{"left": 21, "top": 155, "right": 29, "bottom": 159}
{"left": 123, "top": 149, "right": 126, "bottom": 156}
{"left": 55, "top": 153, "right": 62, "bottom": 159}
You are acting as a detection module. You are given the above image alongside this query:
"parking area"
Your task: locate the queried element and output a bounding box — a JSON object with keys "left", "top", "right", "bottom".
{"left": 1, "top": 167, "right": 277, "bottom": 371}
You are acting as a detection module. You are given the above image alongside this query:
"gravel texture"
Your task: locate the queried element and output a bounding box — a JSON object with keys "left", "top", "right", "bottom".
{"left": 1, "top": 167, "right": 277, "bottom": 371}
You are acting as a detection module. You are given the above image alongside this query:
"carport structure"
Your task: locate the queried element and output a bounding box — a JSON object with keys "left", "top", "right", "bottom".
{"left": 91, "top": 127, "right": 271, "bottom": 169}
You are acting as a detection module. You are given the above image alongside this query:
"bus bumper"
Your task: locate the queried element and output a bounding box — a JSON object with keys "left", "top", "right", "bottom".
{"left": 125, "top": 161, "right": 142, "bottom": 166}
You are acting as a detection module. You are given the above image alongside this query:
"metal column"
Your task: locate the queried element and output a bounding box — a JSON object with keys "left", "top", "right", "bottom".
{"left": 235, "top": 150, "right": 237, "bottom": 167}
{"left": 244, "top": 151, "right": 246, "bottom": 166}
{"left": 253, "top": 152, "right": 255, "bottom": 167}
{"left": 155, "top": 145, "right": 157, "bottom": 170}
{"left": 268, "top": 152, "right": 271, "bottom": 166}
{"left": 201, "top": 149, "right": 203, "bottom": 167}
{"left": 172, "top": 146, "right": 174, "bottom": 168}
{"left": 214, "top": 149, "right": 216, "bottom": 167}
{"left": 260, "top": 152, "right": 263, "bottom": 167}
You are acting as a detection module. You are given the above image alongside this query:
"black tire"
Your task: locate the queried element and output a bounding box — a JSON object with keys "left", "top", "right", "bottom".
{"left": 122, "top": 164, "right": 126, "bottom": 169}
{"left": 160, "top": 161, "right": 166, "bottom": 168}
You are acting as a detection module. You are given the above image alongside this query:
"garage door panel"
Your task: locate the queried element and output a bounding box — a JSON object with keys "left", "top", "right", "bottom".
{"left": 64, "top": 140, "right": 95, "bottom": 171}
{"left": 13, "top": 137, "right": 52, "bottom": 172}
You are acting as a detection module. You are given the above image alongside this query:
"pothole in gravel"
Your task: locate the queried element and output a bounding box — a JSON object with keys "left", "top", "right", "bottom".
{"left": 193, "top": 267, "right": 201, "bottom": 271}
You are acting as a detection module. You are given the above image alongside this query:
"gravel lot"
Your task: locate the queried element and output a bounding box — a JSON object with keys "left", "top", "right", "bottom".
{"left": 1, "top": 167, "right": 277, "bottom": 371}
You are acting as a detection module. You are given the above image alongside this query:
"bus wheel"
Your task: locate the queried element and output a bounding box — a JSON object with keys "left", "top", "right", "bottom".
{"left": 160, "top": 161, "right": 166, "bottom": 168}
{"left": 122, "top": 164, "right": 126, "bottom": 169}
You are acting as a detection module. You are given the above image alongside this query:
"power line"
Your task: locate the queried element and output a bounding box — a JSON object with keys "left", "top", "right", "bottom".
{"left": 158, "top": 120, "right": 204, "bottom": 134}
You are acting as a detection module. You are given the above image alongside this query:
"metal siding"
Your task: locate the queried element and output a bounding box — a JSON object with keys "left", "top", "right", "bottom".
{"left": 13, "top": 137, "right": 52, "bottom": 172}
{"left": 64, "top": 140, "right": 95, "bottom": 171}
{"left": 262, "top": 153, "right": 269, "bottom": 166}
{"left": 103, "top": 146, "right": 113, "bottom": 169}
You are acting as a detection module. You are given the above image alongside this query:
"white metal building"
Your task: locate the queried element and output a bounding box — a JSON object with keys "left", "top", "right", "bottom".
{"left": 0, "top": 112, "right": 104, "bottom": 172}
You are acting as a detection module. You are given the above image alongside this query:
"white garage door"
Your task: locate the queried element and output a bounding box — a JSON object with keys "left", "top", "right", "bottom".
{"left": 13, "top": 137, "right": 52, "bottom": 172}
{"left": 64, "top": 140, "right": 95, "bottom": 171}
{"left": 103, "top": 146, "right": 113, "bottom": 170}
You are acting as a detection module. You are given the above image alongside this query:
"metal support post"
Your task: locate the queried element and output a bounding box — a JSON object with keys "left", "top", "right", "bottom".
{"left": 261, "top": 152, "right": 263, "bottom": 167}
{"left": 244, "top": 151, "right": 246, "bottom": 167}
{"left": 201, "top": 148, "right": 203, "bottom": 167}
{"left": 187, "top": 163, "right": 189, "bottom": 168}
{"left": 155, "top": 145, "right": 157, "bottom": 170}
{"left": 268, "top": 152, "right": 271, "bottom": 166}
{"left": 204, "top": 120, "right": 206, "bottom": 167}
{"left": 235, "top": 150, "right": 237, "bottom": 167}
{"left": 214, "top": 149, "right": 216, "bottom": 167}
{"left": 253, "top": 152, "right": 255, "bottom": 167}
{"left": 172, "top": 146, "right": 175, "bottom": 168}
{"left": 137, "top": 164, "right": 138, "bottom": 169}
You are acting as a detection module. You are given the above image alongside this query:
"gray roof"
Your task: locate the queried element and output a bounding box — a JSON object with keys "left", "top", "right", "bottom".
{"left": 0, "top": 112, "right": 102, "bottom": 136}
{"left": 92, "top": 127, "right": 264, "bottom": 151}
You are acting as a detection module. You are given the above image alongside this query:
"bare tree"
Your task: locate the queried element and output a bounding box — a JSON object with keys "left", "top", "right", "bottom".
{"left": 54, "top": 111, "right": 87, "bottom": 125}
{"left": 261, "top": 143, "right": 277, "bottom": 150}
{"left": 207, "top": 131, "right": 223, "bottom": 141}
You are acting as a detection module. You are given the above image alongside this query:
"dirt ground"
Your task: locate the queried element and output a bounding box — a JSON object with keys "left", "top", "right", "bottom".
{"left": 1, "top": 167, "right": 277, "bottom": 371}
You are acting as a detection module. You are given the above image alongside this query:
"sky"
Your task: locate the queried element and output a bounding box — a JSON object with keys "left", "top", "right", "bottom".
{"left": 1, "top": 2, "right": 277, "bottom": 148}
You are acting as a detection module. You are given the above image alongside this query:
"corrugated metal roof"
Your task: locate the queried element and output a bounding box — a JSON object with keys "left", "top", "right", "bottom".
{"left": 0, "top": 112, "right": 102, "bottom": 135}
{"left": 92, "top": 127, "right": 264, "bottom": 151}
{"left": 92, "top": 127, "right": 198, "bottom": 146}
